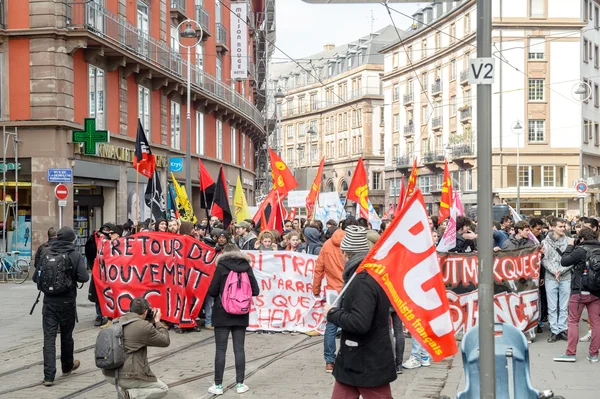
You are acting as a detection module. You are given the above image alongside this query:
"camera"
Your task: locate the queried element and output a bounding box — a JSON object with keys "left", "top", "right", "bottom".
{"left": 145, "top": 308, "right": 154, "bottom": 321}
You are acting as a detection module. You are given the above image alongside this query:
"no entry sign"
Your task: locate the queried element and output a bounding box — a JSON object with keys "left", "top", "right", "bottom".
{"left": 54, "top": 184, "right": 69, "bottom": 201}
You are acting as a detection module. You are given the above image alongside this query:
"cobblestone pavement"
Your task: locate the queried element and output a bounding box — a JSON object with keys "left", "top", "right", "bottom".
{"left": 0, "top": 281, "right": 453, "bottom": 399}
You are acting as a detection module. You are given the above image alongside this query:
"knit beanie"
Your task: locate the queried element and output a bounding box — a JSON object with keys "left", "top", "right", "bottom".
{"left": 340, "top": 225, "right": 370, "bottom": 253}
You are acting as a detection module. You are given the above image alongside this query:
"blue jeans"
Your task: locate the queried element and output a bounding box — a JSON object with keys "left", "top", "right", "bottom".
{"left": 391, "top": 312, "right": 405, "bottom": 366}
{"left": 204, "top": 296, "right": 214, "bottom": 326}
{"left": 410, "top": 338, "right": 427, "bottom": 358}
{"left": 545, "top": 277, "right": 570, "bottom": 335}
{"left": 324, "top": 321, "right": 337, "bottom": 364}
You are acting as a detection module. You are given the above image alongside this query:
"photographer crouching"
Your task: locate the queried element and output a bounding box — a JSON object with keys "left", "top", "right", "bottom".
{"left": 103, "top": 297, "right": 171, "bottom": 399}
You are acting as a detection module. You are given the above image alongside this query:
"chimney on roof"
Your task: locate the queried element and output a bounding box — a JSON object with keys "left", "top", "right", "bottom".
{"left": 413, "top": 10, "right": 424, "bottom": 29}
{"left": 323, "top": 43, "right": 335, "bottom": 51}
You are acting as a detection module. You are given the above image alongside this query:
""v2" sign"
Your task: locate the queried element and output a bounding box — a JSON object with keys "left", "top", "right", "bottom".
{"left": 468, "top": 58, "right": 496, "bottom": 85}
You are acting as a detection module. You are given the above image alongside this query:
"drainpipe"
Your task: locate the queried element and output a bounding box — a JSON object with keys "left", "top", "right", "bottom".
{"left": 499, "top": 0, "right": 504, "bottom": 193}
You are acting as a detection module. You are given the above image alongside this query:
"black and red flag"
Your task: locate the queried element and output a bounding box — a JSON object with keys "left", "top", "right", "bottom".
{"left": 133, "top": 119, "right": 156, "bottom": 179}
{"left": 199, "top": 159, "right": 216, "bottom": 210}
{"left": 210, "top": 165, "right": 232, "bottom": 229}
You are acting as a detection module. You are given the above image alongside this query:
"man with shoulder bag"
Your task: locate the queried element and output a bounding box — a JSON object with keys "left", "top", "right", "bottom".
{"left": 98, "top": 297, "right": 171, "bottom": 399}
{"left": 32, "top": 226, "right": 89, "bottom": 387}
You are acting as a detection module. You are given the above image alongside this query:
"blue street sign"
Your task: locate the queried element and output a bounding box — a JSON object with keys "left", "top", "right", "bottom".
{"left": 169, "top": 158, "right": 184, "bottom": 172}
{"left": 47, "top": 168, "right": 73, "bottom": 183}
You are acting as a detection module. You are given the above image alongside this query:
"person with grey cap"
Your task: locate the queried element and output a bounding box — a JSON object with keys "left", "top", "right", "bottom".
{"left": 235, "top": 221, "right": 257, "bottom": 251}
{"left": 323, "top": 225, "right": 396, "bottom": 397}
{"left": 32, "top": 226, "right": 89, "bottom": 387}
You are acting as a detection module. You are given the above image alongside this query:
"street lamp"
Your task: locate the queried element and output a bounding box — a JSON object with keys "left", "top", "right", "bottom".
{"left": 274, "top": 87, "right": 285, "bottom": 99}
{"left": 511, "top": 120, "right": 524, "bottom": 215}
{"left": 572, "top": 81, "right": 592, "bottom": 216}
{"left": 176, "top": 19, "right": 203, "bottom": 202}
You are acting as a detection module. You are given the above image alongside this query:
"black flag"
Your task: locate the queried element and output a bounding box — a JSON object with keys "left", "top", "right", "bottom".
{"left": 144, "top": 170, "right": 167, "bottom": 221}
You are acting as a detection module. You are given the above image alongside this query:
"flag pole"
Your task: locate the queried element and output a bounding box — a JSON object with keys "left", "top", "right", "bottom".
{"left": 275, "top": 190, "right": 285, "bottom": 231}
{"left": 150, "top": 173, "right": 155, "bottom": 223}
{"left": 135, "top": 170, "right": 139, "bottom": 231}
{"left": 200, "top": 161, "right": 211, "bottom": 223}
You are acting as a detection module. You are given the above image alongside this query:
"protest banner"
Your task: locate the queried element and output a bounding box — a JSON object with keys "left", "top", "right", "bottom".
{"left": 94, "top": 232, "right": 217, "bottom": 327}
{"left": 439, "top": 245, "right": 542, "bottom": 334}
{"left": 245, "top": 251, "right": 325, "bottom": 333}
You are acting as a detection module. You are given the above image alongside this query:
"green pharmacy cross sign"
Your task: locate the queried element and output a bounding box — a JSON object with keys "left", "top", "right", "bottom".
{"left": 72, "top": 118, "right": 109, "bottom": 156}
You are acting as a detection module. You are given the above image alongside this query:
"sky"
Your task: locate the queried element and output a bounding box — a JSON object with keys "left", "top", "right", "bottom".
{"left": 273, "top": 0, "right": 429, "bottom": 62}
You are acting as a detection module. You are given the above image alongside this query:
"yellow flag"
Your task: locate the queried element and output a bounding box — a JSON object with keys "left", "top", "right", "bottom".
{"left": 171, "top": 173, "right": 197, "bottom": 223}
{"left": 234, "top": 175, "right": 251, "bottom": 223}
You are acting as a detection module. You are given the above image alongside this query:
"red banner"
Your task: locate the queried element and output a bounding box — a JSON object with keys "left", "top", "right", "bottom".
{"left": 357, "top": 190, "right": 457, "bottom": 362}
{"left": 93, "top": 232, "right": 217, "bottom": 327}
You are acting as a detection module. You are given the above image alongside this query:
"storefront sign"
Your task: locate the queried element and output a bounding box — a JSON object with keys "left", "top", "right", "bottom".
{"left": 169, "top": 158, "right": 184, "bottom": 172}
{"left": 230, "top": 2, "right": 248, "bottom": 79}
{"left": 0, "top": 162, "right": 21, "bottom": 173}
{"left": 243, "top": 177, "right": 254, "bottom": 187}
{"left": 72, "top": 118, "right": 110, "bottom": 156}
{"left": 48, "top": 168, "right": 73, "bottom": 183}
{"left": 75, "top": 143, "right": 168, "bottom": 168}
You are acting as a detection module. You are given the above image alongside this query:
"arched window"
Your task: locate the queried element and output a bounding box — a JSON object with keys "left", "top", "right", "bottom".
{"left": 339, "top": 180, "right": 349, "bottom": 192}
{"left": 326, "top": 180, "right": 335, "bottom": 192}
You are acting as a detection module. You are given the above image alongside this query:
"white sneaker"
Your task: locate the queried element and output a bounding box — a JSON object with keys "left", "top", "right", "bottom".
{"left": 236, "top": 383, "right": 249, "bottom": 394}
{"left": 208, "top": 384, "right": 223, "bottom": 395}
{"left": 420, "top": 355, "right": 431, "bottom": 367}
{"left": 402, "top": 355, "right": 422, "bottom": 369}
{"left": 580, "top": 330, "right": 592, "bottom": 342}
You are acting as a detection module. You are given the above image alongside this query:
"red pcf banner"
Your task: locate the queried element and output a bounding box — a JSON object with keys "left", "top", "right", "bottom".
{"left": 357, "top": 190, "right": 457, "bottom": 362}
{"left": 93, "top": 232, "right": 217, "bottom": 327}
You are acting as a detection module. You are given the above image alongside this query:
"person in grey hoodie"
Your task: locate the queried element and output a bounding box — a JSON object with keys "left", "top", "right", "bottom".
{"left": 542, "top": 218, "right": 572, "bottom": 343}
{"left": 298, "top": 227, "right": 323, "bottom": 255}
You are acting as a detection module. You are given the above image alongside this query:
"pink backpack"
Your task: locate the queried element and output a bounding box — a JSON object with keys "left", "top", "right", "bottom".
{"left": 222, "top": 271, "right": 252, "bottom": 315}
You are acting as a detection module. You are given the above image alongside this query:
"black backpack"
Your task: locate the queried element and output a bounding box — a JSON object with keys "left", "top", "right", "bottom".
{"left": 583, "top": 247, "right": 600, "bottom": 292}
{"left": 95, "top": 318, "right": 137, "bottom": 370}
{"left": 37, "top": 249, "right": 74, "bottom": 295}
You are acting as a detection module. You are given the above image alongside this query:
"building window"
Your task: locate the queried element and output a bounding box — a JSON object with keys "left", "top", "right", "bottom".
{"left": 595, "top": 45, "right": 599, "bottom": 68}
{"left": 310, "top": 93, "right": 317, "bottom": 111}
{"left": 393, "top": 83, "right": 400, "bottom": 101}
{"left": 392, "top": 52, "right": 399, "bottom": 68}
{"left": 406, "top": 46, "right": 412, "bottom": 63}
{"left": 528, "top": 37, "right": 545, "bottom": 59}
{"left": 216, "top": 119, "right": 223, "bottom": 159}
{"left": 88, "top": 65, "right": 105, "bottom": 130}
{"left": 328, "top": 64, "right": 333, "bottom": 76}
{"left": 596, "top": 6, "right": 599, "bottom": 27}
{"left": 299, "top": 122, "right": 305, "bottom": 137}
{"left": 450, "top": 23, "right": 456, "bottom": 42}
{"left": 138, "top": 85, "right": 151, "bottom": 142}
{"left": 216, "top": 55, "right": 222, "bottom": 81}
{"left": 407, "top": 79, "right": 414, "bottom": 96}
{"left": 542, "top": 165, "right": 555, "bottom": 187}
{"left": 530, "top": 0, "right": 545, "bottom": 17}
{"left": 422, "top": 72, "right": 428, "bottom": 91}
{"left": 519, "top": 166, "right": 531, "bottom": 187}
{"left": 435, "top": 33, "right": 441, "bottom": 50}
{"left": 231, "top": 127, "right": 236, "bottom": 163}
{"left": 170, "top": 24, "right": 179, "bottom": 52}
{"left": 450, "top": 59, "right": 456, "bottom": 80}
{"left": 596, "top": 83, "right": 599, "bottom": 107}
{"left": 418, "top": 175, "right": 432, "bottom": 194}
{"left": 287, "top": 125, "right": 293, "bottom": 139}
{"left": 196, "top": 112, "right": 204, "bottom": 155}
{"left": 393, "top": 144, "right": 400, "bottom": 158}
{"left": 287, "top": 147, "right": 294, "bottom": 163}
{"left": 242, "top": 135, "right": 246, "bottom": 167}
{"left": 422, "top": 105, "right": 429, "bottom": 123}
{"left": 595, "top": 122, "right": 600, "bottom": 146}
{"left": 584, "top": 0, "right": 589, "bottom": 21}
{"left": 528, "top": 78, "right": 544, "bottom": 101}
{"left": 584, "top": 39, "right": 589, "bottom": 62}
{"left": 372, "top": 172, "right": 382, "bottom": 190}
{"left": 584, "top": 119, "right": 590, "bottom": 144}
{"left": 528, "top": 119, "right": 545, "bottom": 142}
{"left": 380, "top": 106, "right": 385, "bottom": 126}
{"left": 170, "top": 101, "right": 181, "bottom": 149}
{"left": 464, "top": 13, "right": 470, "bottom": 34}
{"left": 465, "top": 169, "right": 473, "bottom": 191}
{"left": 393, "top": 113, "right": 400, "bottom": 131}
{"left": 422, "top": 39, "right": 427, "bottom": 59}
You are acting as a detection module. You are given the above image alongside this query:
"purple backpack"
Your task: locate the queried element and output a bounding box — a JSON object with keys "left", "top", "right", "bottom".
{"left": 222, "top": 271, "right": 252, "bottom": 315}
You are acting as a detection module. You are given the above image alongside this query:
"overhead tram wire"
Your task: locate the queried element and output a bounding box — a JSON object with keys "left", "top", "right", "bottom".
{"left": 383, "top": 3, "right": 436, "bottom": 127}
{"left": 385, "top": 4, "right": 600, "bottom": 119}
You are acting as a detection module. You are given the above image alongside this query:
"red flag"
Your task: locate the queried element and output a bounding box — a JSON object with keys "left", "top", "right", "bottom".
{"left": 198, "top": 159, "right": 216, "bottom": 209}
{"left": 210, "top": 166, "right": 232, "bottom": 229}
{"left": 253, "top": 190, "right": 278, "bottom": 228}
{"left": 267, "top": 192, "right": 285, "bottom": 233}
{"left": 403, "top": 158, "right": 418, "bottom": 205}
{"left": 133, "top": 119, "right": 156, "bottom": 178}
{"left": 306, "top": 157, "right": 325, "bottom": 219}
{"left": 288, "top": 207, "right": 297, "bottom": 221}
{"left": 439, "top": 159, "right": 452, "bottom": 223}
{"left": 269, "top": 148, "right": 298, "bottom": 197}
{"left": 347, "top": 157, "right": 369, "bottom": 219}
{"left": 357, "top": 190, "right": 457, "bottom": 362}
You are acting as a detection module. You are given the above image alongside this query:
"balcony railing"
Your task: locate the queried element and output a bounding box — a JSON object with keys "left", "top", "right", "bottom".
{"left": 452, "top": 143, "right": 475, "bottom": 158}
{"left": 432, "top": 116, "right": 443, "bottom": 129}
{"left": 403, "top": 122, "right": 414, "bottom": 136}
{"left": 171, "top": 0, "right": 186, "bottom": 11}
{"left": 395, "top": 155, "right": 413, "bottom": 169}
{"left": 0, "top": 0, "right": 5, "bottom": 29}
{"left": 280, "top": 87, "right": 382, "bottom": 117}
{"left": 431, "top": 80, "right": 442, "bottom": 95}
{"left": 195, "top": 5, "right": 210, "bottom": 36}
{"left": 423, "top": 151, "right": 445, "bottom": 164}
{"left": 216, "top": 22, "right": 227, "bottom": 47}
{"left": 66, "top": 1, "right": 264, "bottom": 127}
{"left": 170, "top": 0, "right": 187, "bottom": 20}
{"left": 460, "top": 69, "right": 469, "bottom": 84}
{"left": 403, "top": 93, "right": 414, "bottom": 105}
{"left": 460, "top": 106, "right": 472, "bottom": 122}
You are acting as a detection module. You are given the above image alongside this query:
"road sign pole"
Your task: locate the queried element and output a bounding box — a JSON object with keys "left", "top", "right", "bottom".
{"left": 477, "top": 0, "right": 495, "bottom": 398}
{"left": 59, "top": 204, "right": 62, "bottom": 229}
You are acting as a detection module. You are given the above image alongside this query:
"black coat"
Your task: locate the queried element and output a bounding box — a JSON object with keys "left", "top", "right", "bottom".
{"left": 561, "top": 239, "right": 600, "bottom": 297}
{"left": 207, "top": 251, "right": 260, "bottom": 328}
{"left": 327, "top": 254, "right": 397, "bottom": 388}
{"left": 449, "top": 233, "right": 476, "bottom": 253}
{"left": 85, "top": 233, "right": 100, "bottom": 303}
